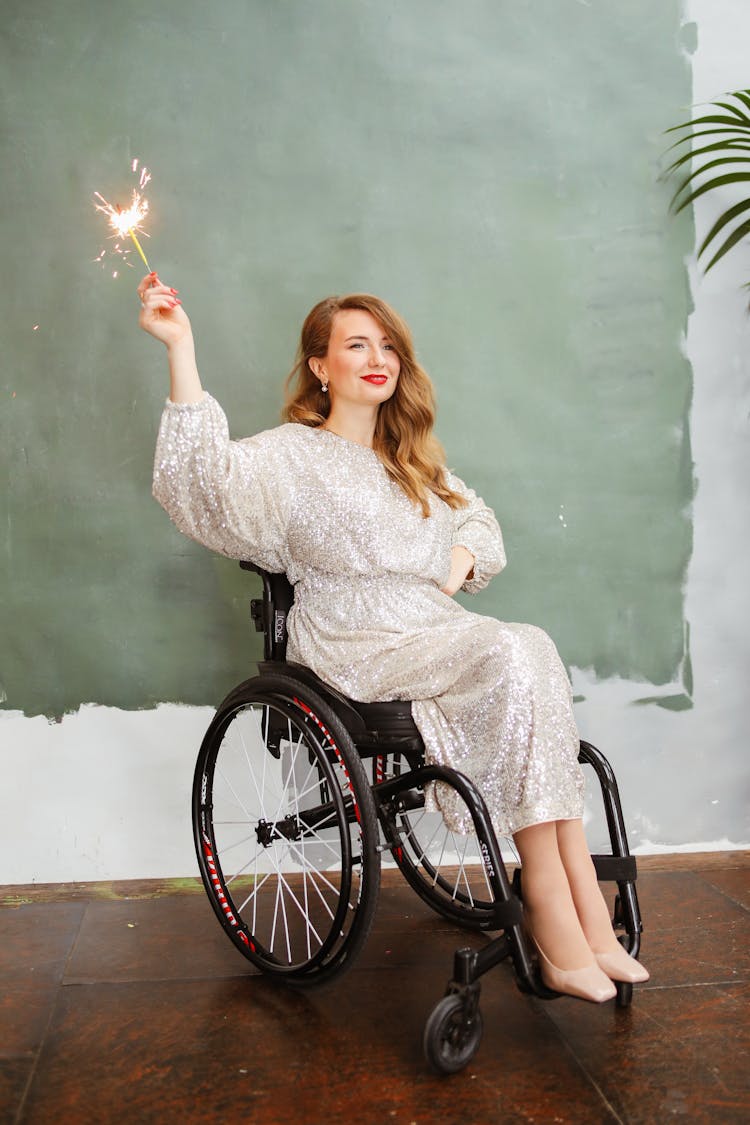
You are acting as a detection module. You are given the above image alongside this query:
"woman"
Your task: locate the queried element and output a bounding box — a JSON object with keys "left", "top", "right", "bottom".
{"left": 140, "top": 272, "right": 648, "bottom": 1001}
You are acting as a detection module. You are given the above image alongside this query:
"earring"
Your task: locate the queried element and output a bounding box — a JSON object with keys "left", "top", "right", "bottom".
{"left": 321, "top": 380, "right": 328, "bottom": 393}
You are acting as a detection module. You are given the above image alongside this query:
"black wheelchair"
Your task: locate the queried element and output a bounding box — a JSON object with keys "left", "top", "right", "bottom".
{"left": 192, "top": 563, "right": 643, "bottom": 1074}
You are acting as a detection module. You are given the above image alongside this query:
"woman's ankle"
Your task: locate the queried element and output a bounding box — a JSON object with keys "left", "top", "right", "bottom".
{"left": 523, "top": 896, "right": 596, "bottom": 972}
{"left": 575, "top": 890, "right": 624, "bottom": 954}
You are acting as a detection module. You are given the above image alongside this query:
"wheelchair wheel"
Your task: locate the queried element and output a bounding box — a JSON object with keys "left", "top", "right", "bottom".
{"left": 375, "top": 752, "right": 499, "bottom": 930}
{"left": 423, "top": 993, "right": 484, "bottom": 1074}
{"left": 193, "top": 674, "right": 380, "bottom": 984}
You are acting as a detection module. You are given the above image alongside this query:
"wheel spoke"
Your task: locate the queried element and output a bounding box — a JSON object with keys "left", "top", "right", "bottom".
{"left": 275, "top": 870, "right": 325, "bottom": 947}
{"left": 216, "top": 761, "right": 255, "bottom": 822}
{"left": 453, "top": 834, "right": 475, "bottom": 906}
{"left": 433, "top": 830, "right": 450, "bottom": 888}
{"left": 239, "top": 707, "right": 279, "bottom": 811}
{"left": 385, "top": 754, "right": 494, "bottom": 925}
{"left": 407, "top": 813, "right": 447, "bottom": 870}
{"left": 284, "top": 840, "right": 342, "bottom": 907}
{"left": 215, "top": 828, "right": 257, "bottom": 855}
{"left": 238, "top": 870, "right": 273, "bottom": 915}
{"left": 223, "top": 844, "right": 266, "bottom": 884}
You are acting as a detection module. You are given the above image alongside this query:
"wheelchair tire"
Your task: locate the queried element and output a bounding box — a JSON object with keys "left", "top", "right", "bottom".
{"left": 193, "top": 674, "right": 381, "bottom": 984}
{"left": 423, "top": 993, "right": 483, "bottom": 1075}
{"left": 375, "top": 752, "right": 498, "bottom": 931}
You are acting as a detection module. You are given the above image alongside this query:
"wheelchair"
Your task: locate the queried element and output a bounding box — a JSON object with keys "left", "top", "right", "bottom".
{"left": 192, "top": 563, "right": 644, "bottom": 1074}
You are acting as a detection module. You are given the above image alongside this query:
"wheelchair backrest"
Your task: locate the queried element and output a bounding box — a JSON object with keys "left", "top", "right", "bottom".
{"left": 239, "top": 561, "right": 295, "bottom": 662}
{"left": 239, "top": 561, "right": 426, "bottom": 757}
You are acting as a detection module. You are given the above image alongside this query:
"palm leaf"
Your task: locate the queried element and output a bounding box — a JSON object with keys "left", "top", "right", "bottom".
{"left": 729, "top": 90, "right": 750, "bottom": 114}
{"left": 664, "top": 139, "right": 750, "bottom": 178}
{"left": 665, "top": 113, "right": 750, "bottom": 134}
{"left": 697, "top": 198, "right": 750, "bottom": 258}
{"left": 670, "top": 156, "right": 750, "bottom": 211}
{"left": 665, "top": 127, "right": 750, "bottom": 158}
{"left": 704, "top": 215, "right": 750, "bottom": 272}
{"left": 663, "top": 91, "right": 750, "bottom": 285}
{"left": 673, "top": 171, "right": 750, "bottom": 216}
{"left": 712, "top": 100, "right": 750, "bottom": 121}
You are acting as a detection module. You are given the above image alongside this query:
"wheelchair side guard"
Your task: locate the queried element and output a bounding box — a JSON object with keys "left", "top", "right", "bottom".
{"left": 256, "top": 659, "right": 372, "bottom": 737}
{"left": 374, "top": 766, "right": 514, "bottom": 908}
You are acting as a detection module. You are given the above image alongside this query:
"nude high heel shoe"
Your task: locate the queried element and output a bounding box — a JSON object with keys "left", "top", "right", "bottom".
{"left": 524, "top": 919, "right": 617, "bottom": 1003}
{"left": 534, "top": 943, "right": 618, "bottom": 1003}
{"left": 593, "top": 946, "right": 650, "bottom": 984}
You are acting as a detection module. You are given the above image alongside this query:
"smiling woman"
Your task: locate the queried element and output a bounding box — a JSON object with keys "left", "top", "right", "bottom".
{"left": 142, "top": 276, "right": 649, "bottom": 1000}
{"left": 282, "top": 293, "right": 472, "bottom": 519}
{"left": 312, "top": 313, "right": 400, "bottom": 404}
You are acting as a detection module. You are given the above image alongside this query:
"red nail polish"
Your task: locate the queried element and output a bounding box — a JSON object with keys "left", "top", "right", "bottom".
{"left": 170, "top": 288, "right": 178, "bottom": 295}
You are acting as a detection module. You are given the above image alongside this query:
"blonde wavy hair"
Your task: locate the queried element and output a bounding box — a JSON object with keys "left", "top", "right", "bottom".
{"left": 283, "top": 294, "right": 467, "bottom": 518}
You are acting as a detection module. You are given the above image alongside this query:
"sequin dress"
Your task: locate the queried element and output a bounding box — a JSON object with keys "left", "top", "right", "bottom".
{"left": 153, "top": 393, "right": 585, "bottom": 837}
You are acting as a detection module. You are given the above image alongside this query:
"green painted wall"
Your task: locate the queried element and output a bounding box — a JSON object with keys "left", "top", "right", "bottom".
{"left": 0, "top": 0, "right": 693, "bottom": 717}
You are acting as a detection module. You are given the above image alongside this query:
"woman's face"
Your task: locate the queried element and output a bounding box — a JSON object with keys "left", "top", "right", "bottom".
{"left": 311, "top": 309, "right": 401, "bottom": 408}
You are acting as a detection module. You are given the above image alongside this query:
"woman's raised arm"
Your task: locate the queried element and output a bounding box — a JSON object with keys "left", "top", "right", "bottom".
{"left": 137, "top": 273, "right": 204, "bottom": 404}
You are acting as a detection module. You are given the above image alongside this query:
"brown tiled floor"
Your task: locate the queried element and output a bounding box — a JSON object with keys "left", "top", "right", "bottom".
{"left": 1, "top": 857, "right": 748, "bottom": 1125}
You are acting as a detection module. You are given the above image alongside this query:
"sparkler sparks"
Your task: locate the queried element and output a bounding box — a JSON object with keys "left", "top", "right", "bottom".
{"left": 93, "top": 160, "right": 153, "bottom": 273}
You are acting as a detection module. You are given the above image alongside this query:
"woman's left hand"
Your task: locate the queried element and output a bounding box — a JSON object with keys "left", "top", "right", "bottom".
{"left": 440, "top": 546, "right": 476, "bottom": 596}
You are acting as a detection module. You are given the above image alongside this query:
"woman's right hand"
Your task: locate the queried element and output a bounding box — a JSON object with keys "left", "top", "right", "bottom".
{"left": 137, "top": 273, "right": 192, "bottom": 349}
{"left": 137, "top": 273, "right": 204, "bottom": 402}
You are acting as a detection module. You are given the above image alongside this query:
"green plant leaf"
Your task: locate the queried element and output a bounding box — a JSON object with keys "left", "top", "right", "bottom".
{"left": 730, "top": 90, "right": 750, "bottom": 114}
{"left": 663, "top": 139, "right": 750, "bottom": 177}
{"left": 704, "top": 215, "right": 750, "bottom": 272}
{"left": 664, "top": 92, "right": 750, "bottom": 282}
{"left": 665, "top": 127, "right": 750, "bottom": 154}
{"left": 670, "top": 158, "right": 750, "bottom": 212}
{"left": 713, "top": 100, "right": 750, "bottom": 122}
{"left": 665, "top": 113, "right": 750, "bottom": 134}
{"left": 697, "top": 198, "right": 750, "bottom": 257}
{"left": 673, "top": 171, "right": 750, "bottom": 216}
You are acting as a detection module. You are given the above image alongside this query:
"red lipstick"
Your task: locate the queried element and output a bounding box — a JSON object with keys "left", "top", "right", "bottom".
{"left": 362, "top": 374, "right": 387, "bottom": 385}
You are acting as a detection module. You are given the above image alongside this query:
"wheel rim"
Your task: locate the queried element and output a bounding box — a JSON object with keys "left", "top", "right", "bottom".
{"left": 197, "top": 696, "right": 365, "bottom": 975}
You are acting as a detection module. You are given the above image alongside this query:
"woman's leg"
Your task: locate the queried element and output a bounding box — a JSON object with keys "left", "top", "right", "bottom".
{"left": 555, "top": 818, "right": 649, "bottom": 980}
{"left": 513, "top": 821, "right": 616, "bottom": 1001}
{"left": 554, "top": 819, "right": 620, "bottom": 950}
{"left": 513, "top": 822, "right": 602, "bottom": 968}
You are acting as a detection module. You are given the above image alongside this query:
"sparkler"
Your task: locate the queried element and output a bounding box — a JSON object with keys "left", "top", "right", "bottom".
{"left": 93, "top": 160, "right": 153, "bottom": 273}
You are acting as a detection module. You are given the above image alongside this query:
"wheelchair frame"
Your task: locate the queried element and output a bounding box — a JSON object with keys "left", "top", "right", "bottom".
{"left": 191, "top": 562, "right": 644, "bottom": 1073}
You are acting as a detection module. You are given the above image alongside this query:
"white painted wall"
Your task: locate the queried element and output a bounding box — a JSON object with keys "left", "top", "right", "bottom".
{"left": 574, "top": 0, "right": 750, "bottom": 856}
{"left": 2, "top": 0, "right": 748, "bottom": 883}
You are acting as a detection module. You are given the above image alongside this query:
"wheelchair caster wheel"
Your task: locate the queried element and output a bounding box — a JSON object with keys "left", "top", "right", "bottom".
{"left": 423, "top": 993, "right": 483, "bottom": 1074}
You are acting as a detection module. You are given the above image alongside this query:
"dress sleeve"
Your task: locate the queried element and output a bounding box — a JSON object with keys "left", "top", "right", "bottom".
{"left": 445, "top": 471, "right": 507, "bottom": 594}
{"left": 152, "top": 392, "right": 292, "bottom": 571}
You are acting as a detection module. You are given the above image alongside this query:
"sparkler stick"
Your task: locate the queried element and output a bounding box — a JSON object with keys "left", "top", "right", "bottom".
{"left": 126, "top": 224, "right": 150, "bottom": 271}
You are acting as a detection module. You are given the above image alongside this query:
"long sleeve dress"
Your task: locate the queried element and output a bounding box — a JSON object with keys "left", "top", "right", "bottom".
{"left": 153, "top": 393, "right": 585, "bottom": 838}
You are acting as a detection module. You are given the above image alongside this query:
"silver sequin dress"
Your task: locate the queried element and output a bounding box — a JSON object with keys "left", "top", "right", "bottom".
{"left": 153, "top": 393, "right": 585, "bottom": 837}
